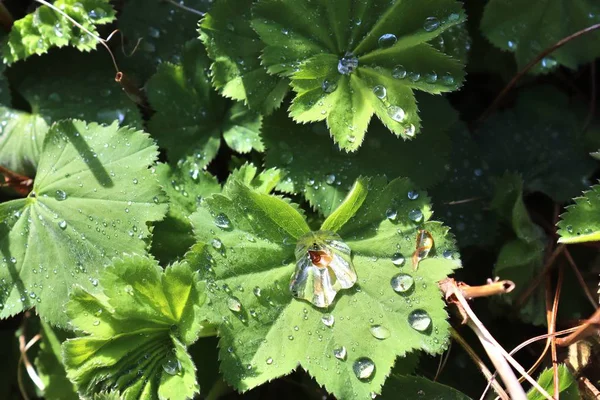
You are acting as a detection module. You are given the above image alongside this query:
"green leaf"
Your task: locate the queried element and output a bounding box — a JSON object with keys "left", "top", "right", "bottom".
{"left": 13, "top": 50, "right": 143, "bottom": 130}
{"left": 321, "top": 177, "right": 368, "bottom": 232}
{"left": 0, "top": 120, "right": 167, "bottom": 326}
{"left": 3, "top": 0, "right": 116, "bottom": 64}
{"left": 189, "top": 177, "right": 460, "bottom": 399}
{"left": 35, "top": 320, "right": 78, "bottom": 400}
{"left": 490, "top": 173, "right": 546, "bottom": 325}
{"left": 199, "top": 0, "right": 289, "bottom": 114}
{"left": 146, "top": 40, "right": 263, "bottom": 167}
{"left": 481, "top": 0, "right": 600, "bottom": 73}
{"left": 118, "top": 0, "right": 212, "bottom": 81}
{"left": 226, "top": 163, "right": 282, "bottom": 194}
{"left": 477, "top": 86, "right": 596, "bottom": 202}
{"left": 380, "top": 375, "right": 471, "bottom": 399}
{"left": 263, "top": 94, "right": 456, "bottom": 216}
{"left": 0, "top": 107, "right": 48, "bottom": 177}
{"left": 63, "top": 255, "right": 205, "bottom": 400}
{"left": 429, "top": 122, "right": 498, "bottom": 248}
{"left": 252, "top": 0, "right": 466, "bottom": 150}
{"left": 527, "top": 365, "right": 580, "bottom": 400}
{"left": 151, "top": 162, "right": 221, "bottom": 265}
{"left": 558, "top": 182, "right": 600, "bottom": 243}
{"left": 432, "top": 22, "right": 471, "bottom": 63}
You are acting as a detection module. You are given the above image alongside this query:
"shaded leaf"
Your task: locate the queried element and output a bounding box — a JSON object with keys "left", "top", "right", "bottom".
{"left": 0, "top": 120, "right": 167, "bottom": 326}
{"left": 63, "top": 255, "right": 205, "bottom": 400}
{"left": 380, "top": 375, "right": 471, "bottom": 399}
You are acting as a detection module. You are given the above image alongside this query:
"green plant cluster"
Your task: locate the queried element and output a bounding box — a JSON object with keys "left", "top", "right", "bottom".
{"left": 0, "top": 0, "right": 598, "bottom": 399}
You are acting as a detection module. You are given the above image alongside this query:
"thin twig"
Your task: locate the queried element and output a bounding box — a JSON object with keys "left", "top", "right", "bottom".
{"left": 563, "top": 247, "right": 598, "bottom": 310}
{"left": 556, "top": 308, "right": 600, "bottom": 347}
{"left": 517, "top": 245, "right": 565, "bottom": 307}
{"left": 478, "top": 23, "right": 600, "bottom": 123}
{"left": 461, "top": 280, "right": 515, "bottom": 299}
{"left": 546, "top": 265, "right": 563, "bottom": 399}
{"left": 162, "top": 0, "right": 205, "bottom": 16}
{"left": 450, "top": 329, "right": 509, "bottom": 400}
{"left": 444, "top": 197, "right": 485, "bottom": 206}
{"left": 579, "top": 376, "right": 600, "bottom": 399}
{"left": 433, "top": 342, "right": 452, "bottom": 382}
{"left": 17, "top": 313, "right": 45, "bottom": 400}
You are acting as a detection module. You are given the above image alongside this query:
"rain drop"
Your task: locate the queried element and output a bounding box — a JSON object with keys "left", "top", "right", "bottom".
{"left": 408, "top": 72, "right": 421, "bottom": 82}
{"left": 387, "top": 106, "right": 406, "bottom": 122}
{"left": 507, "top": 40, "right": 517, "bottom": 50}
{"left": 162, "top": 357, "right": 181, "bottom": 375}
{"left": 391, "top": 253, "right": 405, "bottom": 266}
{"left": 408, "top": 209, "right": 423, "bottom": 222}
{"left": 333, "top": 346, "right": 347, "bottom": 360}
{"left": 338, "top": 53, "right": 359, "bottom": 75}
{"left": 54, "top": 190, "right": 67, "bottom": 201}
{"left": 322, "top": 79, "right": 338, "bottom": 93}
{"left": 423, "top": 17, "right": 441, "bottom": 32}
{"left": 408, "top": 309, "right": 432, "bottom": 331}
{"left": 227, "top": 297, "right": 242, "bottom": 312}
{"left": 211, "top": 238, "right": 223, "bottom": 249}
{"left": 441, "top": 74, "right": 455, "bottom": 85}
{"left": 321, "top": 314, "right": 335, "bottom": 327}
{"left": 369, "top": 325, "right": 390, "bottom": 340}
{"left": 58, "top": 220, "right": 67, "bottom": 230}
{"left": 443, "top": 250, "right": 453, "bottom": 259}
{"left": 353, "top": 357, "right": 375, "bottom": 380}
{"left": 392, "top": 65, "right": 407, "bottom": 79}
{"left": 425, "top": 72, "right": 438, "bottom": 83}
{"left": 373, "top": 85, "right": 387, "bottom": 99}
{"left": 325, "top": 173, "right": 336, "bottom": 185}
{"left": 408, "top": 190, "right": 419, "bottom": 200}
{"left": 266, "top": 357, "right": 273, "bottom": 365}
{"left": 215, "top": 213, "right": 231, "bottom": 229}
{"left": 385, "top": 208, "right": 398, "bottom": 221}
{"left": 391, "top": 273, "right": 414, "bottom": 293}
{"left": 377, "top": 33, "right": 397, "bottom": 48}
{"left": 404, "top": 124, "right": 416, "bottom": 137}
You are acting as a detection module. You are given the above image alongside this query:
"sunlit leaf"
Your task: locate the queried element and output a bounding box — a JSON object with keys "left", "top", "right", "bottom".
{"left": 558, "top": 182, "right": 600, "bottom": 243}
{"left": 528, "top": 365, "right": 580, "bottom": 400}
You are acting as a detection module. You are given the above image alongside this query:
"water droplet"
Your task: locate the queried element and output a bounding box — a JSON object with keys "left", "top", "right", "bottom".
{"left": 408, "top": 190, "right": 419, "bottom": 200}
{"left": 566, "top": 225, "right": 574, "bottom": 233}
{"left": 408, "top": 72, "right": 421, "bottom": 82}
{"left": 441, "top": 74, "right": 455, "bottom": 85}
{"left": 425, "top": 72, "right": 438, "bottom": 83}
{"left": 378, "top": 33, "right": 397, "bottom": 48}
{"left": 322, "top": 79, "right": 338, "bottom": 93}
{"left": 385, "top": 208, "right": 398, "bottom": 221}
{"left": 353, "top": 357, "right": 375, "bottom": 380}
{"left": 266, "top": 357, "right": 273, "bottom": 365}
{"left": 148, "top": 26, "right": 161, "bottom": 39}
{"left": 227, "top": 297, "right": 242, "bottom": 312}
{"left": 211, "top": 238, "right": 223, "bottom": 249}
{"left": 370, "top": 325, "right": 390, "bottom": 340}
{"left": 408, "top": 209, "right": 423, "bottom": 222}
{"left": 541, "top": 57, "right": 557, "bottom": 69}
{"left": 54, "top": 190, "right": 67, "bottom": 201}
{"left": 373, "top": 85, "right": 387, "bottom": 99}
{"left": 253, "top": 286, "right": 262, "bottom": 297}
{"left": 387, "top": 106, "right": 405, "bottom": 122}
{"left": 321, "top": 314, "right": 335, "bottom": 327}
{"left": 162, "top": 357, "right": 181, "bottom": 375}
{"left": 507, "top": 40, "right": 517, "bottom": 50}
{"left": 338, "top": 53, "right": 359, "bottom": 75}
{"left": 391, "top": 273, "right": 414, "bottom": 293}
{"left": 215, "top": 213, "right": 231, "bottom": 229}
{"left": 423, "top": 17, "right": 441, "bottom": 32}
{"left": 392, "top": 65, "right": 407, "bottom": 79}
{"left": 93, "top": 320, "right": 100, "bottom": 326}
{"left": 333, "top": 346, "right": 347, "bottom": 360}
{"left": 408, "top": 309, "right": 432, "bottom": 331}
{"left": 58, "top": 220, "right": 67, "bottom": 230}
{"left": 443, "top": 250, "right": 453, "bottom": 259}
{"left": 288, "top": 335, "right": 294, "bottom": 340}
{"left": 404, "top": 124, "right": 416, "bottom": 137}
{"left": 391, "top": 253, "right": 405, "bottom": 266}
{"left": 325, "top": 173, "right": 336, "bottom": 185}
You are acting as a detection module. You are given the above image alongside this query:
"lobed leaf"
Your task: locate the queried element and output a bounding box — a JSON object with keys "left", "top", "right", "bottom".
{"left": 63, "top": 255, "right": 205, "bottom": 400}
{"left": 0, "top": 120, "right": 167, "bottom": 326}
{"left": 252, "top": 0, "right": 466, "bottom": 150}
{"left": 3, "top": 0, "right": 116, "bottom": 64}
{"left": 481, "top": 0, "right": 600, "bottom": 73}
{"left": 528, "top": 365, "right": 579, "bottom": 400}
{"left": 380, "top": 375, "right": 471, "bottom": 399}
{"left": 557, "top": 183, "right": 600, "bottom": 243}
{"left": 189, "top": 177, "right": 460, "bottom": 399}
{"left": 199, "top": 0, "right": 289, "bottom": 114}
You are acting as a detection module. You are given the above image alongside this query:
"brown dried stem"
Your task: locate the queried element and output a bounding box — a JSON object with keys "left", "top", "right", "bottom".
{"left": 0, "top": 1, "right": 13, "bottom": 31}
{"left": 556, "top": 308, "right": 600, "bottom": 347}
{"left": 563, "top": 247, "right": 598, "bottom": 310}
{"left": 546, "top": 265, "right": 564, "bottom": 399}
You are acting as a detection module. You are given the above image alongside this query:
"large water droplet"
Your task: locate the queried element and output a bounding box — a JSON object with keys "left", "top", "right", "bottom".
{"left": 322, "top": 79, "right": 338, "bottom": 93}
{"left": 266, "top": 357, "right": 273, "bottom": 365}
{"left": 338, "top": 53, "right": 359, "bottom": 75}
{"left": 408, "top": 209, "right": 423, "bottom": 222}
{"left": 215, "top": 213, "right": 231, "bottom": 229}
{"left": 369, "top": 325, "right": 390, "bottom": 340}
{"left": 162, "top": 357, "right": 181, "bottom": 375}
{"left": 55, "top": 190, "right": 67, "bottom": 201}
{"left": 333, "top": 346, "right": 347, "bottom": 360}
{"left": 507, "top": 40, "right": 517, "bottom": 50}
{"left": 373, "top": 85, "right": 387, "bottom": 99}
{"left": 321, "top": 314, "right": 335, "bottom": 327}
{"left": 408, "top": 309, "right": 432, "bottom": 331}
{"left": 425, "top": 72, "right": 438, "bottom": 83}
{"left": 378, "top": 33, "right": 397, "bottom": 48}
{"left": 391, "top": 273, "right": 414, "bottom": 293}
{"left": 387, "top": 106, "right": 406, "bottom": 122}
{"left": 58, "top": 220, "right": 67, "bottom": 230}
{"left": 212, "top": 238, "right": 223, "bottom": 249}
{"left": 441, "top": 74, "right": 455, "bottom": 86}
{"left": 407, "top": 190, "right": 419, "bottom": 200}
{"left": 408, "top": 72, "right": 421, "bottom": 82}
{"left": 227, "top": 296, "right": 242, "bottom": 312}
{"left": 541, "top": 57, "right": 557, "bottom": 69}
{"left": 325, "top": 173, "right": 336, "bottom": 185}
{"left": 385, "top": 208, "right": 398, "bottom": 221}
{"left": 423, "top": 17, "right": 441, "bottom": 32}
{"left": 404, "top": 124, "right": 416, "bottom": 137}
{"left": 353, "top": 357, "right": 375, "bottom": 380}
{"left": 391, "top": 253, "right": 405, "bottom": 266}
{"left": 392, "top": 65, "right": 407, "bottom": 79}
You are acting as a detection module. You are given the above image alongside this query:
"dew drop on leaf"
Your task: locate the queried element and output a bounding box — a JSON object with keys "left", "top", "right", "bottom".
{"left": 407, "top": 190, "right": 419, "bottom": 200}
{"left": 55, "top": 190, "right": 68, "bottom": 201}
{"left": 391, "top": 253, "right": 405, "bottom": 266}
{"left": 408, "top": 72, "right": 421, "bottom": 82}
{"left": 321, "top": 314, "right": 335, "bottom": 327}
{"left": 353, "top": 357, "right": 375, "bottom": 380}
{"left": 211, "top": 238, "right": 223, "bottom": 249}
{"left": 372, "top": 85, "right": 387, "bottom": 99}
{"left": 441, "top": 74, "right": 455, "bottom": 85}
{"left": 404, "top": 124, "right": 416, "bottom": 137}
{"left": 214, "top": 213, "right": 231, "bottom": 229}
{"left": 377, "top": 33, "right": 397, "bottom": 48}
{"left": 337, "top": 53, "right": 359, "bottom": 75}
{"left": 227, "top": 296, "right": 242, "bottom": 312}
{"left": 387, "top": 106, "right": 406, "bottom": 122}
{"left": 58, "top": 220, "right": 67, "bottom": 230}
{"left": 408, "top": 209, "right": 423, "bottom": 222}
{"left": 390, "top": 273, "right": 414, "bottom": 293}
{"left": 333, "top": 346, "right": 347, "bottom": 360}
{"left": 266, "top": 357, "right": 273, "bottom": 365}
{"left": 507, "top": 40, "right": 517, "bottom": 50}
{"left": 423, "top": 16, "right": 441, "bottom": 32}
{"left": 443, "top": 250, "right": 453, "bottom": 259}
{"left": 385, "top": 208, "right": 397, "bottom": 220}
{"left": 162, "top": 357, "right": 181, "bottom": 375}
{"left": 253, "top": 286, "right": 261, "bottom": 297}
{"left": 325, "top": 173, "right": 336, "bottom": 185}
{"left": 408, "top": 309, "right": 432, "bottom": 331}
{"left": 322, "top": 79, "right": 338, "bottom": 93}
{"left": 369, "top": 325, "right": 390, "bottom": 340}
{"left": 425, "top": 72, "right": 438, "bottom": 83}
{"left": 392, "top": 65, "right": 407, "bottom": 79}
